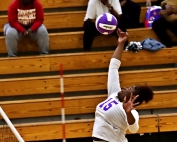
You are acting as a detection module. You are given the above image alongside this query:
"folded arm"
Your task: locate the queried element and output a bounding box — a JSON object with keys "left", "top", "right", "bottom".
{"left": 30, "top": 2, "right": 44, "bottom": 32}
{"left": 8, "top": 3, "right": 25, "bottom": 33}
{"left": 102, "top": 0, "right": 122, "bottom": 20}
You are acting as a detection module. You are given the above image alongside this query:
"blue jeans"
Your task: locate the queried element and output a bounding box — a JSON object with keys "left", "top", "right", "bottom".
{"left": 3, "top": 23, "right": 49, "bottom": 57}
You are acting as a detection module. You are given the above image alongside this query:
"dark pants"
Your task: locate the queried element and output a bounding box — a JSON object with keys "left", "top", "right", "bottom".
{"left": 156, "top": 0, "right": 163, "bottom": 5}
{"left": 152, "top": 17, "right": 177, "bottom": 47}
{"left": 83, "top": 19, "right": 127, "bottom": 51}
{"left": 121, "top": 0, "right": 141, "bottom": 28}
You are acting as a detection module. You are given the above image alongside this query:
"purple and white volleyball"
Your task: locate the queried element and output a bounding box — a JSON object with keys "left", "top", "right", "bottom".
{"left": 95, "top": 13, "right": 118, "bottom": 35}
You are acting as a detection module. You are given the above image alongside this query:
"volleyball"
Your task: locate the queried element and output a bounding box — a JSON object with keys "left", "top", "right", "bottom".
{"left": 95, "top": 13, "right": 118, "bottom": 35}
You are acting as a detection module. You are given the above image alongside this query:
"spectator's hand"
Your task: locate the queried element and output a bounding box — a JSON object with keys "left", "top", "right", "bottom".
{"left": 161, "top": 2, "right": 167, "bottom": 10}
{"left": 24, "top": 30, "right": 29, "bottom": 36}
{"left": 162, "top": 4, "right": 173, "bottom": 14}
{"left": 160, "top": 8, "right": 173, "bottom": 16}
{"left": 120, "top": 0, "right": 127, "bottom": 7}
{"left": 100, "top": 0, "right": 108, "bottom": 5}
{"left": 117, "top": 28, "right": 128, "bottom": 43}
{"left": 172, "top": 6, "right": 177, "bottom": 14}
{"left": 27, "top": 28, "right": 33, "bottom": 35}
{"left": 165, "top": 4, "right": 171, "bottom": 10}
{"left": 88, "top": 19, "right": 96, "bottom": 23}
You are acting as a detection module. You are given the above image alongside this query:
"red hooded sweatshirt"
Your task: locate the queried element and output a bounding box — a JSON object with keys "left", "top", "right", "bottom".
{"left": 8, "top": 0, "right": 44, "bottom": 33}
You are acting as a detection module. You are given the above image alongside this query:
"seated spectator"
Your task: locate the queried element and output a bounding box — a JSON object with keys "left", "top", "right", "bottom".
{"left": 4, "top": 0, "right": 49, "bottom": 57}
{"left": 83, "top": 0, "right": 127, "bottom": 51}
{"left": 152, "top": 0, "right": 177, "bottom": 47}
{"left": 120, "top": 0, "right": 141, "bottom": 28}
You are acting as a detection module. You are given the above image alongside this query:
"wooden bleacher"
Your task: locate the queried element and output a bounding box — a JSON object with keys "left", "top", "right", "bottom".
{"left": 11, "top": 114, "right": 177, "bottom": 141}
{"left": 0, "top": 0, "right": 158, "bottom": 12}
{"left": 14, "top": 115, "right": 160, "bottom": 141}
{"left": 0, "top": 0, "right": 177, "bottom": 141}
{"left": 0, "top": 5, "right": 176, "bottom": 54}
{"left": 0, "top": 27, "right": 160, "bottom": 54}
{"left": 0, "top": 90, "right": 177, "bottom": 119}
{"left": 0, "top": 47, "right": 177, "bottom": 75}
{"left": 0, "top": 26, "right": 177, "bottom": 54}
{"left": 0, "top": 8, "right": 147, "bottom": 32}
{"left": 1, "top": 68, "right": 177, "bottom": 96}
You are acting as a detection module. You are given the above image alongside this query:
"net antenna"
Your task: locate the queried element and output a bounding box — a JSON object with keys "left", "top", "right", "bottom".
{"left": 0, "top": 107, "right": 25, "bottom": 142}
{"left": 60, "top": 64, "right": 66, "bottom": 142}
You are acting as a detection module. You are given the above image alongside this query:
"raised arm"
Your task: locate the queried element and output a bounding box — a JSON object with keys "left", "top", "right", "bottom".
{"left": 112, "top": 29, "right": 128, "bottom": 60}
{"left": 107, "top": 29, "right": 128, "bottom": 96}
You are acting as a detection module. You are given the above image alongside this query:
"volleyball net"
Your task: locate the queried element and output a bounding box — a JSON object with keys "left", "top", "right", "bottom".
{"left": 0, "top": 107, "right": 25, "bottom": 142}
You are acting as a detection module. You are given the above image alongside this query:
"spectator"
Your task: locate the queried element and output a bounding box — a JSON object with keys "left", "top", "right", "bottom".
{"left": 152, "top": 0, "right": 177, "bottom": 47}
{"left": 120, "top": 0, "right": 141, "bottom": 28}
{"left": 83, "top": 0, "right": 127, "bottom": 51}
{"left": 4, "top": 0, "right": 49, "bottom": 57}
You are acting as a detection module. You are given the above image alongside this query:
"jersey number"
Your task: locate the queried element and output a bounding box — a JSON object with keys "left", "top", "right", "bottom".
{"left": 99, "top": 98, "right": 118, "bottom": 111}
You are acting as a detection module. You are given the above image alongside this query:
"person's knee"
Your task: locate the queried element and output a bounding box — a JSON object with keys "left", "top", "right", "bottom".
{"left": 36, "top": 25, "right": 49, "bottom": 37}
{"left": 6, "top": 28, "right": 18, "bottom": 39}
{"left": 84, "top": 20, "right": 95, "bottom": 31}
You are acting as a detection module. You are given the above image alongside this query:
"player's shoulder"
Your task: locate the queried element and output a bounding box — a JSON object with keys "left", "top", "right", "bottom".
{"left": 108, "top": 92, "right": 119, "bottom": 99}
{"left": 88, "top": 0, "right": 99, "bottom": 5}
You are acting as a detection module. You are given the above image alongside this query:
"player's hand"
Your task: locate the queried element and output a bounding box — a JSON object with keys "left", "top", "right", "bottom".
{"left": 123, "top": 93, "right": 139, "bottom": 113}
{"left": 117, "top": 28, "right": 129, "bottom": 43}
{"left": 100, "top": 0, "right": 108, "bottom": 5}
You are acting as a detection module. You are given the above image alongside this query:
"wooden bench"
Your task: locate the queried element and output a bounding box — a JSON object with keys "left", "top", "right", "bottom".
{"left": 0, "top": 68, "right": 177, "bottom": 96}
{"left": 0, "top": 0, "right": 157, "bottom": 12}
{"left": 0, "top": 90, "right": 176, "bottom": 119}
{"left": 0, "top": 7, "right": 148, "bottom": 32}
{"left": 1, "top": 27, "right": 176, "bottom": 54}
{"left": 0, "top": 47, "right": 177, "bottom": 75}
{"left": 158, "top": 114, "right": 177, "bottom": 132}
{"left": 0, "top": 27, "right": 160, "bottom": 54}
{"left": 15, "top": 116, "right": 158, "bottom": 141}
{"left": 7, "top": 113, "right": 175, "bottom": 141}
